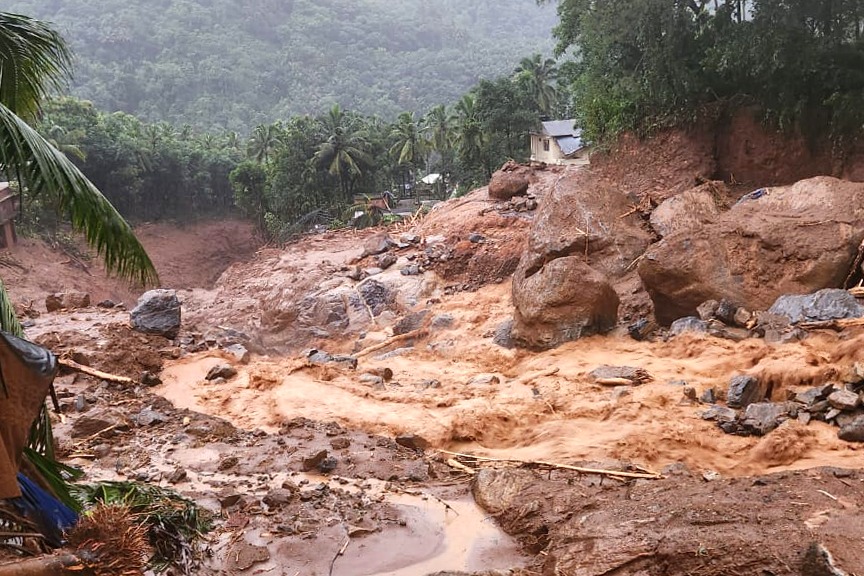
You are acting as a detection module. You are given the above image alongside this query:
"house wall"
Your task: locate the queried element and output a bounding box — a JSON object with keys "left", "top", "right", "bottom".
{"left": 530, "top": 135, "right": 590, "bottom": 165}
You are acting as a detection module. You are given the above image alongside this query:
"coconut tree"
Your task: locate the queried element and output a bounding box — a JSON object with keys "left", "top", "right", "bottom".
{"left": 313, "top": 104, "right": 371, "bottom": 202}
{"left": 422, "top": 104, "right": 452, "bottom": 154}
{"left": 514, "top": 53, "right": 559, "bottom": 116}
{"left": 246, "top": 122, "right": 282, "bottom": 164}
{"left": 0, "top": 11, "right": 157, "bottom": 504}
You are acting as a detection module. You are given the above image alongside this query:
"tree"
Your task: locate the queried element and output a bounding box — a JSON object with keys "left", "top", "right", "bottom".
{"left": 514, "top": 53, "right": 559, "bottom": 116}
{"left": 313, "top": 104, "right": 372, "bottom": 202}
{"left": 247, "top": 123, "right": 282, "bottom": 164}
{"left": 389, "top": 111, "right": 426, "bottom": 171}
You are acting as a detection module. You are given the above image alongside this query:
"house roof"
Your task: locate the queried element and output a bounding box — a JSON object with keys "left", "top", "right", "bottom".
{"left": 557, "top": 135, "right": 585, "bottom": 156}
{"left": 541, "top": 119, "right": 578, "bottom": 137}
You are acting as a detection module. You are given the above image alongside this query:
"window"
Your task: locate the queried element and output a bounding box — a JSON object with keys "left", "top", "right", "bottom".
{"left": 543, "top": 139, "right": 550, "bottom": 152}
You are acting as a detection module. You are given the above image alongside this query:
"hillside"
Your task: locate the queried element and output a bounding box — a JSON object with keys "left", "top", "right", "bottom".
{"left": 9, "top": 0, "right": 557, "bottom": 131}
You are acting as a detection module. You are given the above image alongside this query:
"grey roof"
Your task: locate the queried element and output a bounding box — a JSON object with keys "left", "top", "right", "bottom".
{"left": 557, "top": 135, "right": 585, "bottom": 156}
{"left": 541, "top": 119, "right": 578, "bottom": 137}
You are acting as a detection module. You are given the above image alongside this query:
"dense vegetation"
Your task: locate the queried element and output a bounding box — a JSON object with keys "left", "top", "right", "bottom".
{"left": 8, "top": 0, "right": 557, "bottom": 131}
{"left": 544, "top": 0, "right": 864, "bottom": 145}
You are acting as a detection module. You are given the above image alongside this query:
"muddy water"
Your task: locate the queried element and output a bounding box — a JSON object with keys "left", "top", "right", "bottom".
{"left": 159, "top": 324, "right": 864, "bottom": 479}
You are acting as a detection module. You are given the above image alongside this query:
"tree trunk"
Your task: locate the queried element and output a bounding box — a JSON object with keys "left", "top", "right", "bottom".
{"left": 0, "top": 553, "right": 98, "bottom": 576}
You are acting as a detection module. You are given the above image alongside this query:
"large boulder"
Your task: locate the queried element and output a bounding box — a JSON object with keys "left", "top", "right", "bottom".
{"left": 639, "top": 177, "right": 864, "bottom": 324}
{"left": 130, "top": 289, "right": 182, "bottom": 339}
{"left": 510, "top": 168, "right": 651, "bottom": 349}
{"left": 649, "top": 181, "right": 727, "bottom": 238}
{"left": 768, "top": 288, "right": 864, "bottom": 324}
{"left": 488, "top": 161, "right": 532, "bottom": 200}
{"left": 511, "top": 257, "right": 620, "bottom": 349}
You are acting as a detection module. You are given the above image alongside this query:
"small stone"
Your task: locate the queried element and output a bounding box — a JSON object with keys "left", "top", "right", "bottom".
{"left": 837, "top": 415, "right": 864, "bottom": 442}
{"left": 219, "top": 493, "right": 244, "bottom": 508}
{"left": 468, "top": 233, "right": 485, "bottom": 243}
{"left": 167, "top": 467, "right": 187, "bottom": 484}
{"left": 318, "top": 456, "right": 338, "bottom": 473}
{"left": 401, "top": 264, "right": 421, "bottom": 276}
{"left": 696, "top": 300, "right": 719, "bottom": 321}
{"left": 358, "top": 373, "right": 384, "bottom": 385}
{"left": 375, "top": 253, "right": 398, "bottom": 269}
{"left": 702, "top": 470, "right": 721, "bottom": 482}
{"left": 667, "top": 380, "right": 687, "bottom": 386}
{"left": 96, "top": 299, "right": 116, "bottom": 308}
{"left": 669, "top": 316, "right": 708, "bottom": 335}
{"left": 714, "top": 299, "right": 737, "bottom": 324}
{"left": 824, "top": 408, "right": 842, "bottom": 421}
{"left": 796, "top": 384, "right": 834, "bottom": 406}
{"left": 395, "top": 434, "right": 430, "bottom": 452}
{"left": 492, "top": 319, "right": 514, "bottom": 349}
{"left": 141, "top": 371, "right": 162, "bottom": 386}
{"left": 330, "top": 437, "right": 351, "bottom": 450}
{"left": 73, "top": 395, "right": 88, "bottom": 412}
{"left": 828, "top": 389, "right": 860, "bottom": 411}
{"left": 224, "top": 344, "right": 250, "bottom": 364}
{"left": 404, "top": 461, "right": 430, "bottom": 482}
{"left": 206, "top": 364, "right": 238, "bottom": 380}
{"left": 346, "top": 266, "right": 363, "bottom": 281}
{"left": 301, "top": 450, "right": 328, "bottom": 471}
{"left": 430, "top": 313, "right": 455, "bottom": 329}
{"left": 467, "top": 374, "right": 500, "bottom": 386}
{"left": 45, "top": 293, "right": 63, "bottom": 312}
{"left": 798, "top": 411, "right": 812, "bottom": 425}
{"left": 682, "top": 386, "right": 698, "bottom": 401}
{"left": 742, "top": 402, "right": 792, "bottom": 435}
{"left": 700, "top": 388, "right": 717, "bottom": 404}
{"left": 727, "top": 375, "right": 766, "bottom": 409}
{"left": 135, "top": 408, "right": 168, "bottom": 427}
{"left": 218, "top": 456, "right": 240, "bottom": 471}
{"left": 733, "top": 307, "right": 752, "bottom": 327}
{"left": 400, "top": 233, "right": 420, "bottom": 244}
{"left": 263, "top": 488, "right": 295, "bottom": 509}
{"left": 701, "top": 405, "right": 738, "bottom": 423}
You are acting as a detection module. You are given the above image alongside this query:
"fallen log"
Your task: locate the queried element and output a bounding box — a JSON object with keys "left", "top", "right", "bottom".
{"left": 354, "top": 328, "right": 428, "bottom": 358}
{"left": 438, "top": 449, "right": 662, "bottom": 480}
{"left": 0, "top": 552, "right": 97, "bottom": 576}
{"left": 58, "top": 358, "right": 132, "bottom": 385}
{"left": 799, "top": 317, "right": 864, "bottom": 331}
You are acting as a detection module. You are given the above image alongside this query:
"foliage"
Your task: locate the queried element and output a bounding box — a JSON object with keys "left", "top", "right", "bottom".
{"left": 8, "top": 0, "right": 557, "bottom": 131}
{"left": 72, "top": 481, "right": 212, "bottom": 575}
{"left": 542, "top": 0, "right": 864, "bottom": 144}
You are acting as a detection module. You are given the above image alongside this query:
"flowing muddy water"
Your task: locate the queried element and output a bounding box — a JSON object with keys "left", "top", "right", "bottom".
{"left": 157, "top": 315, "right": 864, "bottom": 479}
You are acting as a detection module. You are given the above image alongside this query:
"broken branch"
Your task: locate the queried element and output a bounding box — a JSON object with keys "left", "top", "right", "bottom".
{"left": 437, "top": 450, "right": 662, "bottom": 480}
{"left": 59, "top": 358, "right": 133, "bottom": 384}
{"left": 354, "top": 328, "right": 428, "bottom": 357}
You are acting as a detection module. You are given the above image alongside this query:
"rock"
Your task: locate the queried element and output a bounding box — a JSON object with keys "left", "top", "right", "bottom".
{"left": 838, "top": 415, "right": 864, "bottom": 441}
{"left": 206, "top": 364, "right": 237, "bottom": 380}
{"left": 71, "top": 409, "right": 130, "bottom": 438}
{"left": 768, "top": 288, "right": 864, "bottom": 325}
{"left": 801, "top": 542, "right": 847, "bottom": 576}
{"left": 318, "top": 456, "right": 338, "bottom": 473}
{"left": 141, "top": 371, "right": 162, "bottom": 387}
{"left": 218, "top": 456, "right": 239, "bottom": 471}
{"left": 727, "top": 375, "right": 767, "bottom": 409}
{"left": 700, "top": 388, "right": 717, "bottom": 404}
{"left": 511, "top": 258, "right": 620, "bottom": 349}
{"left": 73, "top": 395, "right": 87, "bottom": 412}
{"left": 301, "top": 450, "right": 329, "bottom": 471}
{"left": 639, "top": 177, "right": 864, "bottom": 324}
{"left": 472, "top": 468, "right": 537, "bottom": 514}
{"left": 511, "top": 170, "right": 651, "bottom": 347}
{"left": 430, "top": 313, "right": 455, "bottom": 329}
{"left": 627, "top": 318, "right": 654, "bottom": 341}
{"left": 358, "top": 373, "right": 383, "bottom": 386}
{"left": 590, "top": 365, "right": 653, "bottom": 385}
{"left": 400, "top": 233, "right": 420, "bottom": 245}
{"left": 702, "top": 470, "right": 722, "bottom": 482}
{"left": 167, "top": 467, "right": 187, "bottom": 484}
{"left": 706, "top": 321, "right": 750, "bottom": 342}
{"left": 468, "top": 233, "right": 485, "bottom": 243}
{"left": 825, "top": 408, "right": 842, "bottom": 421}
{"left": 358, "top": 279, "right": 392, "bottom": 316}
{"left": 401, "top": 264, "right": 422, "bottom": 276}
{"left": 361, "top": 233, "right": 394, "bottom": 257}
{"left": 650, "top": 181, "right": 726, "bottom": 238}
{"left": 307, "top": 350, "right": 358, "bottom": 370}
{"left": 696, "top": 300, "right": 719, "bottom": 321}
{"left": 62, "top": 292, "right": 90, "bottom": 309}
{"left": 393, "top": 310, "right": 429, "bottom": 335}
{"left": 492, "top": 319, "right": 515, "bottom": 349}
{"left": 263, "top": 488, "right": 295, "bottom": 509}
{"left": 828, "top": 389, "right": 860, "bottom": 411}
{"left": 795, "top": 385, "right": 834, "bottom": 406}
{"left": 330, "top": 437, "right": 351, "bottom": 450}
{"left": 403, "top": 460, "right": 430, "bottom": 482}
{"left": 733, "top": 307, "right": 752, "bottom": 327}
{"left": 226, "top": 540, "right": 270, "bottom": 572}
{"left": 96, "top": 299, "right": 116, "bottom": 308}
{"left": 219, "top": 493, "right": 244, "bottom": 508}
{"left": 375, "top": 253, "right": 398, "bottom": 269}
{"left": 488, "top": 163, "right": 531, "bottom": 200}
{"left": 45, "top": 293, "right": 63, "bottom": 313}
{"left": 395, "top": 434, "right": 430, "bottom": 452}
{"left": 467, "top": 374, "right": 500, "bottom": 386}
{"left": 130, "top": 289, "right": 182, "bottom": 339}
{"left": 741, "top": 402, "right": 792, "bottom": 435}
{"left": 223, "top": 343, "right": 250, "bottom": 364}
{"left": 701, "top": 405, "right": 738, "bottom": 423}
{"left": 669, "top": 316, "right": 708, "bottom": 336}
{"left": 346, "top": 266, "right": 363, "bottom": 281}
{"left": 135, "top": 408, "right": 167, "bottom": 427}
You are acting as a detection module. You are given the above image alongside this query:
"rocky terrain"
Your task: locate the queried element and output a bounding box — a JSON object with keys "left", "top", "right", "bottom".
{"left": 7, "top": 121, "right": 864, "bottom": 575}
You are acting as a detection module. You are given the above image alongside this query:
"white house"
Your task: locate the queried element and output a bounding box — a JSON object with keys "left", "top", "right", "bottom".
{"left": 530, "top": 120, "right": 589, "bottom": 165}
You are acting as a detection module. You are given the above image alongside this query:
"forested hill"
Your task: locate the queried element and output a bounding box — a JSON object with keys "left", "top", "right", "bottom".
{"left": 9, "top": 0, "right": 557, "bottom": 131}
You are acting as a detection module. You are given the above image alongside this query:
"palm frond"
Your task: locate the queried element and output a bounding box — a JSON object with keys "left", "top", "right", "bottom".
{"left": 0, "top": 103, "right": 158, "bottom": 285}
{"left": 0, "top": 12, "right": 71, "bottom": 119}
{"left": 22, "top": 447, "right": 84, "bottom": 512}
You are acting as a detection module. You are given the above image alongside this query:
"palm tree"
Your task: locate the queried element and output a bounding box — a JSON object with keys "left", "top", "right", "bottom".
{"left": 514, "top": 53, "right": 559, "bottom": 116}
{"left": 0, "top": 12, "right": 157, "bottom": 503}
{"left": 313, "top": 104, "right": 371, "bottom": 202}
{"left": 247, "top": 123, "right": 281, "bottom": 164}
{"left": 422, "top": 104, "right": 452, "bottom": 154}
{"left": 451, "top": 94, "right": 485, "bottom": 167}
{"left": 389, "top": 111, "right": 426, "bottom": 168}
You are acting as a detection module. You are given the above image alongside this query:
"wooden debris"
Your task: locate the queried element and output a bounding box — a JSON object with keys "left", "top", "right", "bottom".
{"left": 446, "top": 458, "right": 477, "bottom": 475}
{"left": 354, "top": 328, "right": 428, "bottom": 357}
{"left": 799, "top": 317, "right": 864, "bottom": 331}
{"left": 437, "top": 449, "right": 662, "bottom": 480}
{"left": 59, "top": 357, "right": 133, "bottom": 384}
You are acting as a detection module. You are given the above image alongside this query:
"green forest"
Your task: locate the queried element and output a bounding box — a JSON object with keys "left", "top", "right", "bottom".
{"left": 8, "top": 0, "right": 557, "bottom": 130}
{"left": 9, "top": 0, "right": 864, "bottom": 245}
